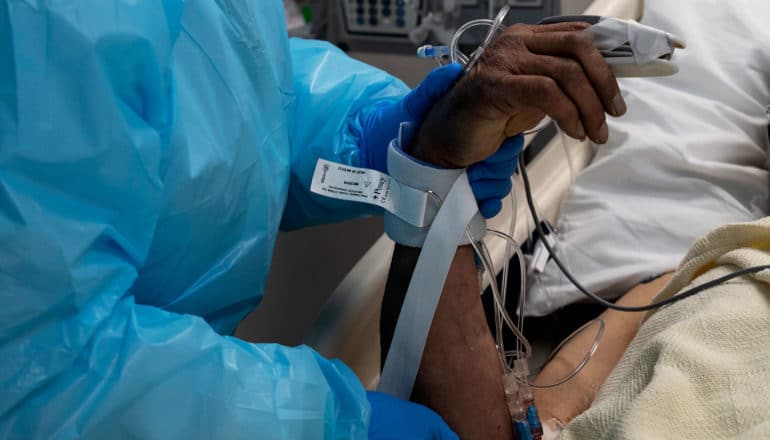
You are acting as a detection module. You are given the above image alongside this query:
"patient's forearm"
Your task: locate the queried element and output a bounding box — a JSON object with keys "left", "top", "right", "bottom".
{"left": 533, "top": 273, "right": 674, "bottom": 424}
{"left": 381, "top": 245, "right": 513, "bottom": 439}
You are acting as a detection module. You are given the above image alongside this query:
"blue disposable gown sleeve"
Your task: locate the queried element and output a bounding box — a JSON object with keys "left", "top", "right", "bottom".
{"left": 279, "top": 38, "right": 411, "bottom": 230}
{"left": 0, "top": 3, "right": 368, "bottom": 439}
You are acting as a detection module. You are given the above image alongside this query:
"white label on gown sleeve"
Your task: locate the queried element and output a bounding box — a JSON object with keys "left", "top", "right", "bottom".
{"left": 311, "top": 159, "right": 429, "bottom": 227}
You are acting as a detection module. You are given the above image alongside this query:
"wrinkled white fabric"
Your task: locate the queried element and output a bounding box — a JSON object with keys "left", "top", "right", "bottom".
{"left": 527, "top": 0, "right": 770, "bottom": 316}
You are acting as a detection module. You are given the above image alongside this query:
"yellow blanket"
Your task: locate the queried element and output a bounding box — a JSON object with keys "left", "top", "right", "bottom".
{"left": 560, "top": 218, "right": 770, "bottom": 439}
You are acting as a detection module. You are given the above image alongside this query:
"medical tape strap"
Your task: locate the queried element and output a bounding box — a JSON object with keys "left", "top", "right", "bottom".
{"left": 377, "top": 172, "right": 479, "bottom": 399}
{"left": 588, "top": 18, "right": 674, "bottom": 65}
{"left": 383, "top": 123, "right": 486, "bottom": 247}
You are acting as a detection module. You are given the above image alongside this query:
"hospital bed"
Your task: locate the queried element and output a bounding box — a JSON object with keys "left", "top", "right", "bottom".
{"left": 304, "top": 0, "right": 645, "bottom": 389}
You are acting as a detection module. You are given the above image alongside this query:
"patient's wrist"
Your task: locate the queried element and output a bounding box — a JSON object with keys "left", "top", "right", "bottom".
{"left": 409, "top": 140, "right": 459, "bottom": 169}
{"left": 384, "top": 123, "right": 486, "bottom": 248}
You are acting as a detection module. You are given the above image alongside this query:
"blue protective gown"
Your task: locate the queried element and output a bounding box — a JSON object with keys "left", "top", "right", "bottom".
{"left": 0, "top": 1, "right": 409, "bottom": 438}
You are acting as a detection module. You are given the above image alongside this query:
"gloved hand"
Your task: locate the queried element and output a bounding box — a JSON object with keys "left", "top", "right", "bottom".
{"left": 467, "top": 134, "right": 523, "bottom": 218}
{"left": 359, "top": 63, "right": 465, "bottom": 175}
{"left": 367, "top": 391, "right": 459, "bottom": 440}
{"left": 359, "top": 63, "right": 523, "bottom": 219}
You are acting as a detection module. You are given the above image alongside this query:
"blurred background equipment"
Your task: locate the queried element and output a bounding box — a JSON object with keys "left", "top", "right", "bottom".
{"left": 327, "top": 0, "right": 561, "bottom": 54}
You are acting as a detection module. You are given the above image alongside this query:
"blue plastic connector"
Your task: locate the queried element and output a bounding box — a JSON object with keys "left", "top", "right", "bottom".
{"left": 515, "top": 420, "right": 534, "bottom": 440}
{"left": 527, "top": 404, "right": 543, "bottom": 438}
{"left": 416, "top": 45, "right": 451, "bottom": 59}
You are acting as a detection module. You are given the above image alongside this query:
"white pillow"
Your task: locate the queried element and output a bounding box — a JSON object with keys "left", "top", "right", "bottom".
{"left": 526, "top": 0, "right": 770, "bottom": 316}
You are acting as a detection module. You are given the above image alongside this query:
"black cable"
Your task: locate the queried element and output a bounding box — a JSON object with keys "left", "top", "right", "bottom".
{"left": 518, "top": 163, "right": 770, "bottom": 312}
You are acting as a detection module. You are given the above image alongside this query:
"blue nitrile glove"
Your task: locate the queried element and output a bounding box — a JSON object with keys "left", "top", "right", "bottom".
{"left": 359, "top": 63, "right": 465, "bottom": 175}
{"left": 359, "top": 63, "right": 523, "bottom": 219}
{"left": 468, "top": 134, "right": 524, "bottom": 218}
{"left": 367, "top": 391, "right": 459, "bottom": 440}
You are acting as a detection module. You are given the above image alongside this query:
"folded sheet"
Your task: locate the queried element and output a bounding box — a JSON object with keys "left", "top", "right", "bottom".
{"left": 560, "top": 217, "right": 770, "bottom": 439}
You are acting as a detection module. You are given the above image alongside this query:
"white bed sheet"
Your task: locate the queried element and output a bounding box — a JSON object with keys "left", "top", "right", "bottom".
{"left": 526, "top": 0, "right": 770, "bottom": 316}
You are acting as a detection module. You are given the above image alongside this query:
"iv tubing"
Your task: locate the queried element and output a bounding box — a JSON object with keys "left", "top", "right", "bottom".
{"left": 518, "top": 162, "right": 770, "bottom": 312}
{"left": 416, "top": 4, "right": 610, "bottom": 388}
{"left": 528, "top": 318, "right": 605, "bottom": 389}
{"left": 426, "top": 191, "right": 532, "bottom": 360}
{"left": 468, "top": 230, "right": 533, "bottom": 359}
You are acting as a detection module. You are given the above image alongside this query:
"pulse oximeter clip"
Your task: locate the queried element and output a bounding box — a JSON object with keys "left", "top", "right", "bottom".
{"left": 540, "top": 15, "right": 686, "bottom": 77}
{"left": 419, "top": 11, "right": 686, "bottom": 79}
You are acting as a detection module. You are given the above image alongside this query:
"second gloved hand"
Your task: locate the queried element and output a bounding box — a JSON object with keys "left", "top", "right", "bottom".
{"left": 367, "top": 391, "right": 458, "bottom": 440}
{"left": 359, "top": 64, "right": 523, "bottom": 219}
{"left": 467, "top": 134, "right": 523, "bottom": 218}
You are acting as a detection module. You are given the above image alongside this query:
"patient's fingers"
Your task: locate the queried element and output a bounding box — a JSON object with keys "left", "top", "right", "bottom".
{"left": 528, "top": 21, "right": 591, "bottom": 34}
{"left": 495, "top": 74, "right": 584, "bottom": 140}
{"left": 523, "top": 54, "right": 606, "bottom": 143}
{"left": 524, "top": 31, "right": 625, "bottom": 117}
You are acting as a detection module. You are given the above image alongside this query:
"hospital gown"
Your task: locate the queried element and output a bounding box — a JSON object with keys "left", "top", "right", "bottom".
{"left": 0, "top": 1, "right": 409, "bottom": 438}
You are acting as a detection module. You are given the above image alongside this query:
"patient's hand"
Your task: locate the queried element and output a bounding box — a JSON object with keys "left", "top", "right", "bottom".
{"left": 412, "top": 22, "right": 626, "bottom": 168}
